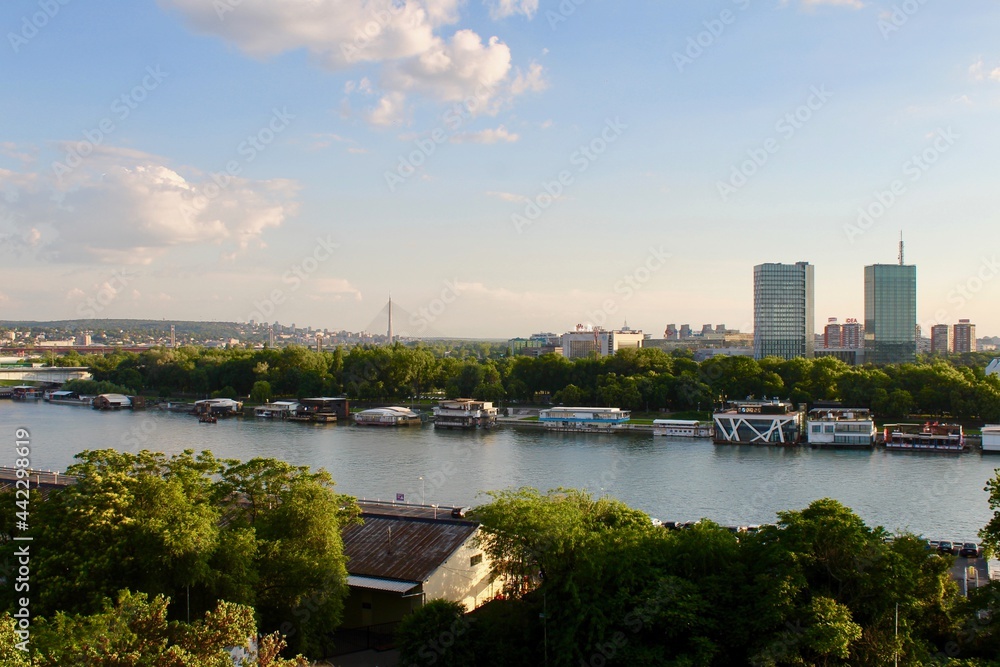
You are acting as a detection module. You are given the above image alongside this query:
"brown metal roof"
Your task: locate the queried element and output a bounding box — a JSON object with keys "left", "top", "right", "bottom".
{"left": 342, "top": 513, "right": 479, "bottom": 583}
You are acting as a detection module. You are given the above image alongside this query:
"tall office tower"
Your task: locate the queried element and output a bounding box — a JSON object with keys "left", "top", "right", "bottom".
{"left": 930, "top": 324, "right": 951, "bottom": 355}
{"left": 753, "top": 261, "right": 815, "bottom": 360}
{"left": 953, "top": 319, "right": 976, "bottom": 353}
{"left": 864, "top": 240, "right": 917, "bottom": 365}
{"left": 824, "top": 318, "right": 842, "bottom": 349}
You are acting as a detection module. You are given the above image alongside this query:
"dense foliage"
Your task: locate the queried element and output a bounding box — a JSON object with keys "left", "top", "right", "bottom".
{"left": 444, "top": 488, "right": 1000, "bottom": 667}
{"left": 45, "top": 344, "right": 1000, "bottom": 419}
{"left": 1, "top": 591, "right": 308, "bottom": 666}
{"left": 0, "top": 450, "right": 359, "bottom": 658}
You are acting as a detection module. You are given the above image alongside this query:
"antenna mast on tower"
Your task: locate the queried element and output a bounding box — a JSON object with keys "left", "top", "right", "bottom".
{"left": 898, "top": 232, "right": 904, "bottom": 265}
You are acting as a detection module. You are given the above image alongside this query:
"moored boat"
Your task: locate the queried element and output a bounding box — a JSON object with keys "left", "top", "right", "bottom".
{"left": 433, "top": 398, "right": 498, "bottom": 429}
{"left": 353, "top": 406, "right": 422, "bottom": 426}
{"left": 883, "top": 422, "right": 965, "bottom": 452}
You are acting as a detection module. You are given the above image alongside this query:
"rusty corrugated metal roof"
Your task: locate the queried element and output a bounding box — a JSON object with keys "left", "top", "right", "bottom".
{"left": 342, "top": 513, "right": 478, "bottom": 583}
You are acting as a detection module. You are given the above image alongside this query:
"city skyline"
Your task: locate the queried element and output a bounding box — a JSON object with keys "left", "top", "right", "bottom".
{"left": 2, "top": 2, "right": 1000, "bottom": 337}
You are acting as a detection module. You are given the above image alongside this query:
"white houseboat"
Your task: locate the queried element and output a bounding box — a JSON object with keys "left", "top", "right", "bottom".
{"left": 538, "top": 407, "right": 631, "bottom": 432}
{"left": 253, "top": 400, "right": 301, "bottom": 419}
{"left": 353, "top": 406, "right": 422, "bottom": 426}
{"left": 883, "top": 422, "right": 965, "bottom": 452}
{"left": 92, "top": 393, "right": 132, "bottom": 410}
{"left": 982, "top": 425, "right": 1000, "bottom": 453}
{"left": 652, "top": 419, "right": 713, "bottom": 438}
{"left": 806, "top": 408, "right": 876, "bottom": 449}
{"left": 433, "top": 399, "right": 498, "bottom": 429}
{"left": 713, "top": 399, "right": 803, "bottom": 445}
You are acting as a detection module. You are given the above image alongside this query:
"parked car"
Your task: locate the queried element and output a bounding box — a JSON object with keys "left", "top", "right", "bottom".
{"left": 960, "top": 542, "right": 981, "bottom": 558}
{"left": 927, "top": 540, "right": 940, "bottom": 551}
{"left": 451, "top": 506, "right": 470, "bottom": 518}
{"left": 937, "top": 540, "right": 956, "bottom": 555}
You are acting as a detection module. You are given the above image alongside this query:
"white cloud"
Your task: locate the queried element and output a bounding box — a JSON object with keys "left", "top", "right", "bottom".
{"left": 486, "top": 190, "right": 529, "bottom": 203}
{"left": 510, "top": 62, "right": 547, "bottom": 95}
{"left": 160, "top": 0, "right": 544, "bottom": 126}
{"left": 367, "top": 91, "right": 409, "bottom": 126}
{"left": 0, "top": 146, "right": 298, "bottom": 265}
{"left": 486, "top": 0, "right": 539, "bottom": 20}
{"left": 452, "top": 125, "right": 519, "bottom": 144}
{"left": 968, "top": 58, "right": 1000, "bottom": 84}
{"left": 309, "top": 277, "right": 364, "bottom": 302}
{"left": 382, "top": 30, "right": 512, "bottom": 103}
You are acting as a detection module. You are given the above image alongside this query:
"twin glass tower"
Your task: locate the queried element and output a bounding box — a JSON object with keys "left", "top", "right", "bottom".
{"left": 754, "top": 243, "right": 916, "bottom": 364}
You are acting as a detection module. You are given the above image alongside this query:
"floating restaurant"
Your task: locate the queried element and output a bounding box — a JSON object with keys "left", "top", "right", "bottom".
{"left": 883, "top": 422, "right": 965, "bottom": 452}
{"left": 652, "top": 419, "right": 713, "bottom": 438}
{"left": 537, "top": 407, "right": 631, "bottom": 432}
{"left": 713, "top": 399, "right": 803, "bottom": 445}
{"left": 432, "top": 399, "right": 498, "bottom": 429}
{"left": 806, "top": 407, "right": 877, "bottom": 449}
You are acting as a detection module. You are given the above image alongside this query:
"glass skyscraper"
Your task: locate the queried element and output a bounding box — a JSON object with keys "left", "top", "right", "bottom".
{"left": 753, "top": 262, "right": 815, "bottom": 360}
{"left": 864, "top": 264, "right": 916, "bottom": 365}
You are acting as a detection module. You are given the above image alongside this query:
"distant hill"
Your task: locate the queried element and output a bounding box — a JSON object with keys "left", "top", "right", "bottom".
{"left": 0, "top": 319, "right": 255, "bottom": 341}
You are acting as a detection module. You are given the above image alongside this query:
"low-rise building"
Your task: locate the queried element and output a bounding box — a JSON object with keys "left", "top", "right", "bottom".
{"left": 806, "top": 408, "right": 876, "bottom": 448}
{"left": 339, "top": 502, "right": 498, "bottom": 630}
{"left": 713, "top": 399, "right": 803, "bottom": 445}
{"left": 560, "top": 325, "right": 644, "bottom": 360}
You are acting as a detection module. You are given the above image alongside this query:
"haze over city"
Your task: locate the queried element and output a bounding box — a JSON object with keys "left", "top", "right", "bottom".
{"left": 2, "top": 0, "right": 999, "bottom": 337}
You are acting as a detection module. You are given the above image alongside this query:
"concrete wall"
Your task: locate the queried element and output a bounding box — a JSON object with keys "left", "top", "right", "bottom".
{"left": 423, "top": 532, "right": 497, "bottom": 612}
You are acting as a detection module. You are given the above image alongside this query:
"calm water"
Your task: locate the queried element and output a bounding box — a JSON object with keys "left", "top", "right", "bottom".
{"left": 2, "top": 400, "right": 999, "bottom": 540}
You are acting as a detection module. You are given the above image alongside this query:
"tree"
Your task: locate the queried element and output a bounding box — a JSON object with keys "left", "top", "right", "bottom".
{"left": 397, "top": 600, "right": 474, "bottom": 667}
{"left": 18, "top": 590, "right": 308, "bottom": 666}
{"left": 12, "top": 450, "right": 223, "bottom": 619}
{"left": 250, "top": 380, "right": 272, "bottom": 404}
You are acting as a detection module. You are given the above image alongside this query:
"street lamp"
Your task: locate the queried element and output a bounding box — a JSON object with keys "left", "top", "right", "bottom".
{"left": 419, "top": 476, "right": 425, "bottom": 505}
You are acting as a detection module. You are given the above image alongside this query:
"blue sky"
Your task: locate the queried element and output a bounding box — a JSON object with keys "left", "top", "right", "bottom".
{"left": 2, "top": 0, "right": 999, "bottom": 338}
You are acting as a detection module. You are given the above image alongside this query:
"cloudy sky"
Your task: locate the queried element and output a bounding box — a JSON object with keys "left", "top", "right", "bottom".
{"left": 2, "top": 0, "right": 999, "bottom": 338}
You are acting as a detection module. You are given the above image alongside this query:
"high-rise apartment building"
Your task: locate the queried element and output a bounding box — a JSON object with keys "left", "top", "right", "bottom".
{"left": 753, "top": 262, "right": 815, "bottom": 360}
{"left": 842, "top": 320, "right": 862, "bottom": 348}
{"left": 863, "top": 258, "right": 917, "bottom": 365}
{"left": 930, "top": 324, "right": 951, "bottom": 355}
{"left": 954, "top": 319, "right": 976, "bottom": 353}
{"left": 824, "top": 318, "right": 842, "bottom": 349}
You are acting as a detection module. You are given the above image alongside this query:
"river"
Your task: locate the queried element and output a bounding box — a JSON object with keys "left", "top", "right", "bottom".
{"left": 2, "top": 400, "right": 998, "bottom": 540}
